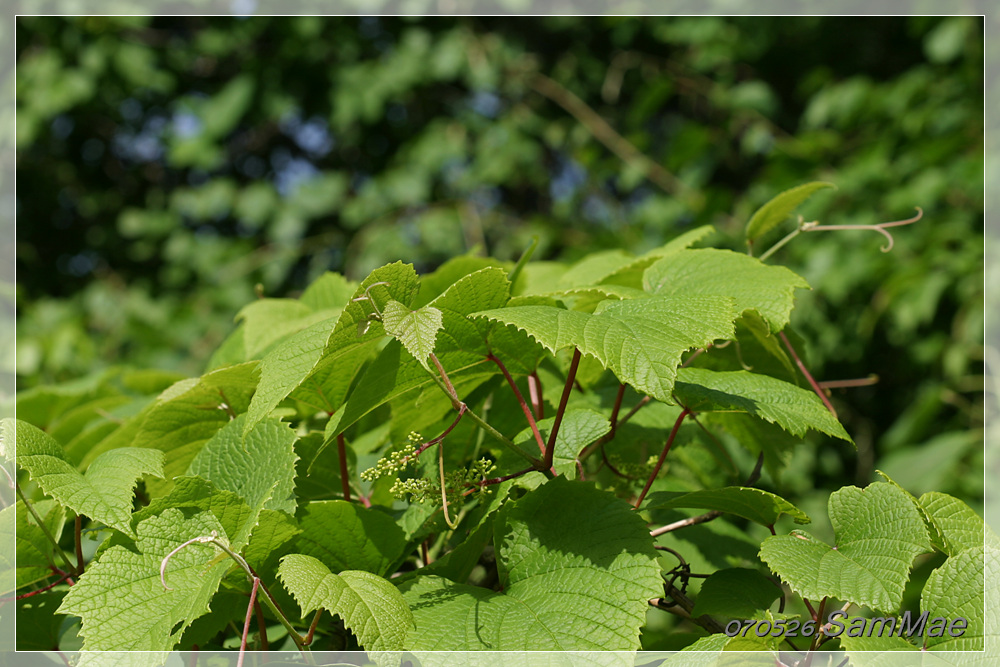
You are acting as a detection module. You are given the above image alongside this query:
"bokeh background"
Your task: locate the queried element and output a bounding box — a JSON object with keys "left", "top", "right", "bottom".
{"left": 14, "top": 14, "right": 983, "bottom": 572}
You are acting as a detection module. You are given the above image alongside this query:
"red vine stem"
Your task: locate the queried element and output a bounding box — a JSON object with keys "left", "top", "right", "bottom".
{"left": 238, "top": 577, "right": 261, "bottom": 667}
{"left": 1, "top": 573, "right": 73, "bottom": 601}
{"left": 463, "top": 466, "right": 537, "bottom": 495}
{"left": 779, "top": 331, "right": 837, "bottom": 417}
{"left": 528, "top": 372, "right": 544, "bottom": 419}
{"left": 337, "top": 434, "right": 351, "bottom": 503}
{"left": 544, "top": 349, "right": 582, "bottom": 470}
{"left": 303, "top": 608, "right": 323, "bottom": 645}
{"left": 409, "top": 405, "right": 467, "bottom": 459}
{"left": 634, "top": 407, "right": 692, "bottom": 509}
{"left": 489, "top": 353, "right": 546, "bottom": 456}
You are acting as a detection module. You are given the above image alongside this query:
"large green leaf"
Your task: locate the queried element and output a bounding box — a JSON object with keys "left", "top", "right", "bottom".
{"left": 12, "top": 418, "right": 163, "bottom": 535}
{"left": 186, "top": 414, "right": 299, "bottom": 543}
{"left": 690, "top": 568, "right": 782, "bottom": 618}
{"left": 235, "top": 298, "right": 315, "bottom": 359}
{"left": 245, "top": 261, "right": 419, "bottom": 436}
{"left": 58, "top": 509, "right": 233, "bottom": 651}
{"left": 293, "top": 500, "right": 407, "bottom": 577}
{"left": 381, "top": 299, "right": 444, "bottom": 371}
{"left": 278, "top": 554, "right": 414, "bottom": 651}
{"left": 472, "top": 295, "right": 736, "bottom": 404}
{"left": 644, "top": 486, "right": 810, "bottom": 528}
{"left": 674, "top": 368, "right": 852, "bottom": 442}
{"left": 643, "top": 249, "right": 809, "bottom": 331}
{"left": 399, "top": 478, "right": 661, "bottom": 650}
{"left": 758, "top": 481, "right": 932, "bottom": 612}
{"left": 745, "top": 181, "right": 836, "bottom": 242}
{"left": 124, "top": 362, "right": 259, "bottom": 495}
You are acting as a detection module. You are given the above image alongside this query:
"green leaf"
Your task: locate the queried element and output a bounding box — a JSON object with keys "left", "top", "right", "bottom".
{"left": 245, "top": 262, "right": 419, "bottom": 437}
{"left": 332, "top": 268, "right": 511, "bottom": 435}
{"left": 644, "top": 249, "right": 809, "bottom": 332}
{"left": 919, "top": 491, "right": 1000, "bottom": 556}
{"left": 745, "top": 181, "right": 836, "bottom": 242}
{"left": 599, "top": 225, "right": 717, "bottom": 289}
{"left": 691, "top": 568, "right": 782, "bottom": 618}
{"left": 15, "top": 499, "right": 67, "bottom": 590}
{"left": 513, "top": 408, "right": 610, "bottom": 478}
{"left": 759, "top": 481, "right": 932, "bottom": 612}
{"left": 399, "top": 478, "right": 661, "bottom": 650}
{"left": 920, "top": 546, "right": 991, "bottom": 651}
{"left": 299, "top": 271, "right": 358, "bottom": 311}
{"left": 243, "top": 509, "right": 301, "bottom": 575}
{"left": 278, "top": 554, "right": 413, "bottom": 651}
{"left": 125, "top": 362, "right": 258, "bottom": 496}
{"left": 236, "top": 298, "right": 314, "bottom": 359}
{"left": 381, "top": 300, "right": 444, "bottom": 371}
{"left": 58, "top": 509, "right": 233, "bottom": 651}
{"left": 186, "top": 414, "right": 298, "bottom": 543}
{"left": 12, "top": 418, "right": 163, "bottom": 535}
{"left": 676, "top": 368, "right": 851, "bottom": 442}
{"left": 473, "top": 295, "right": 736, "bottom": 403}
{"left": 644, "top": 486, "right": 810, "bottom": 527}
{"left": 293, "top": 500, "right": 407, "bottom": 577}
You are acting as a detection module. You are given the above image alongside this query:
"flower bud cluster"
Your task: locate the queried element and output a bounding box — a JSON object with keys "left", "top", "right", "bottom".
{"left": 359, "top": 432, "right": 423, "bottom": 482}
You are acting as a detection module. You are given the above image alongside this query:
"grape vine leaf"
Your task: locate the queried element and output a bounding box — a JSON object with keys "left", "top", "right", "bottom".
{"left": 921, "top": 545, "right": 991, "bottom": 651}
{"left": 187, "top": 414, "right": 298, "bottom": 520}
{"left": 278, "top": 554, "right": 414, "bottom": 651}
{"left": 758, "top": 481, "right": 932, "bottom": 612}
{"left": 745, "top": 181, "right": 836, "bottom": 242}
{"left": 690, "top": 568, "right": 783, "bottom": 618}
{"left": 919, "top": 491, "right": 1000, "bottom": 556}
{"left": 643, "top": 249, "right": 809, "bottom": 332}
{"left": 512, "top": 408, "right": 610, "bottom": 478}
{"left": 472, "top": 295, "right": 736, "bottom": 404}
{"left": 674, "top": 368, "right": 852, "bottom": 443}
{"left": 381, "top": 299, "right": 444, "bottom": 371}
{"left": 58, "top": 509, "right": 233, "bottom": 651}
{"left": 124, "top": 361, "right": 258, "bottom": 495}
{"left": 399, "top": 477, "right": 661, "bottom": 650}
{"left": 12, "top": 418, "right": 163, "bottom": 536}
{"left": 644, "top": 486, "right": 810, "bottom": 528}
{"left": 332, "top": 268, "right": 513, "bottom": 436}
{"left": 293, "top": 500, "right": 407, "bottom": 577}
{"left": 15, "top": 499, "right": 67, "bottom": 589}
{"left": 245, "top": 261, "right": 419, "bottom": 436}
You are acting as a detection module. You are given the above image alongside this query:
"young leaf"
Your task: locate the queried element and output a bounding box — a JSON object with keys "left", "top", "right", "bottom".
{"left": 473, "top": 295, "right": 736, "bottom": 404}
{"left": 186, "top": 414, "right": 299, "bottom": 540}
{"left": 245, "top": 261, "right": 419, "bottom": 437}
{"left": 12, "top": 418, "right": 163, "bottom": 535}
{"left": 381, "top": 299, "right": 444, "bottom": 371}
{"left": 758, "top": 481, "right": 932, "bottom": 612}
{"left": 674, "top": 368, "right": 852, "bottom": 443}
{"left": 278, "top": 554, "right": 414, "bottom": 651}
{"left": 293, "top": 500, "right": 407, "bottom": 577}
{"left": 643, "top": 486, "right": 810, "bottom": 528}
{"left": 299, "top": 270, "right": 358, "bottom": 311}
{"left": 690, "top": 568, "right": 782, "bottom": 618}
{"left": 58, "top": 509, "right": 233, "bottom": 651}
{"left": 745, "top": 181, "right": 836, "bottom": 242}
{"left": 594, "top": 224, "right": 717, "bottom": 290}
{"left": 399, "top": 478, "right": 661, "bottom": 650}
{"left": 643, "top": 249, "right": 809, "bottom": 332}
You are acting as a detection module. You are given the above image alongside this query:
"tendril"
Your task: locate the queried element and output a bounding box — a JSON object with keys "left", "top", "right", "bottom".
{"left": 804, "top": 206, "right": 923, "bottom": 252}
{"left": 160, "top": 531, "right": 220, "bottom": 591}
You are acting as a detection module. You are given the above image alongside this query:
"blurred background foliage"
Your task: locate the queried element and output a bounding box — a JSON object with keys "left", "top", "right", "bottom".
{"left": 15, "top": 13, "right": 983, "bottom": 596}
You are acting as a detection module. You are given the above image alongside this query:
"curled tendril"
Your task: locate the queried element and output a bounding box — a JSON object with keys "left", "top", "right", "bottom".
{"left": 804, "top": 206, "right": 923, "bottom": 253}
{"left": 160, "top": 531, "right": 220, "bottom": 590}
{"left": 351, "top": 280, "right": 391, "bottom": 319}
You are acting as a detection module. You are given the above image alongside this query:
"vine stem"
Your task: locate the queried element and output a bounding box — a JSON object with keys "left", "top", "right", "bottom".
{"left": 463, "top": 465, "right": 536, "bottom": 495}
{"left": 528, "top": 372, "right": 544, "bottom": 419}
{"left": 337, "top": 434, "right": 351, "bottom": 503}
{"left": 649, "top": 510, "right": 722, "bottom": 537}
{"left": 303, "top": 608, "right": 323, "bottom": 645}
{"left": 237, "top": 577, "right": 260, "bottom": 667}
{"left": 634, "top": 408, "right": 691, "bottom": 509}
{"left": 427, "top": 353, "right": 541, "bottom": 467}
{"left": 438, "top": 439, "right": 459, "bottom": 529}
{"left": 15, "top": 484, "right": 77, "bottom": 574}
{"left": 779, "top": 331, "right": 837, "bottom": 417}
{"left": 1, "top": 572, "right": 73, "bottom": 601}
{"left": 489, "top": 353, "right": 546, "bottom": 456}
{"left": 544, "top": 349, "right": 582, "bottom": 471}
{"left": 74, "top": 516, "right": 84, "bottom": 575}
